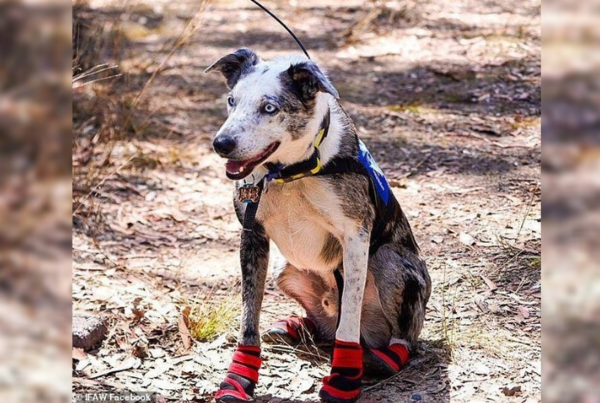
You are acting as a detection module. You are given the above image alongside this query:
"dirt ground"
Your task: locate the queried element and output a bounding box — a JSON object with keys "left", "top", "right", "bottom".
{"left": 72, "top": 0, "right": 541, "bottom": 401}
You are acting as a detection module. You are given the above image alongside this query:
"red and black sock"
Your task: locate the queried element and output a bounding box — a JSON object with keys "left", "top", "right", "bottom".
{"left": 264, "top": 316, "right": 316, "bottom": 344}
{"left": 215, "top": 345, "right": 262, "bottom": 402}
{"left": 369, "top": 343, "right": 410, "bottom": 376}
{"left": 319, "top": 340, "right": 363, "bottom": 403}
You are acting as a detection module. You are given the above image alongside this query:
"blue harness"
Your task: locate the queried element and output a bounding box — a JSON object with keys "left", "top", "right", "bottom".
{"left": 357, "top": 139, "right": 391, "bottom": 206}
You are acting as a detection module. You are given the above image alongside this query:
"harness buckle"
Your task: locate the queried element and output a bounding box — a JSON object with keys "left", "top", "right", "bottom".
{"left": 237, "top": 182, "right": 261, "bottom": 203}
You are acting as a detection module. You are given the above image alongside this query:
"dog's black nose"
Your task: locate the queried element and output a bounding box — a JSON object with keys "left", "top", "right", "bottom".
{"left": 213, "top": 136, "right": 237, "bottom": 156}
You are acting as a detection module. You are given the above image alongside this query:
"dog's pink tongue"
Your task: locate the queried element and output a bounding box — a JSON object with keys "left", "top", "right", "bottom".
{"left": 226, "top": 159, "right": 246, "bottom": 174}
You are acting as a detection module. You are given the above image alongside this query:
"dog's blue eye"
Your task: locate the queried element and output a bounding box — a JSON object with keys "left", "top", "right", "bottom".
{"left": 227, "top": 96, "right": 235, "bottom": 107}
{"left": 263, "top": 104, "right": 278, "bottom": 114}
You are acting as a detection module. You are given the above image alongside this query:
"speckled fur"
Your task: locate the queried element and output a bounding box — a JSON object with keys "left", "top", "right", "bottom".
{"left": 208, "top": 49, "right": 431, "bottom": 351}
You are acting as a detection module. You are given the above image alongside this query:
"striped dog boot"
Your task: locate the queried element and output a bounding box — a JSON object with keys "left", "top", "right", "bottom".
{"left": 319, "top": 340, "right": 363, "bottom": 403}
{"left": 262, "top": 316, "right": 316, "bottom": 345}
{"left": 365, "top": 342, "right": 410, "bottom": 377}
{"left": 215, "top": 345, "right": 262, "bottom": 402}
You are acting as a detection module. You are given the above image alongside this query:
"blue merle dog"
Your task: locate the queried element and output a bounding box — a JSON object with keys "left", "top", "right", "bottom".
{"left": 206, "top": 48, "right": 431, "bottom": 403}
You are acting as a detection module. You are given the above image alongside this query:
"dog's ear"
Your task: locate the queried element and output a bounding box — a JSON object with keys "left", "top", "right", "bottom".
{"left": 205, "top": 48, "right": 260, "bottom": 89}
{"left": 287, "top": 61, "right": 339, "bottom": 102}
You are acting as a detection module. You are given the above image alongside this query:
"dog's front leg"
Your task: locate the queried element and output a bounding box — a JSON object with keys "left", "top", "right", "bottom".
{"left": 216, "top": 223, "right": 269, "bottom": 403}
{"left": 320, "top": 228, "right": 370, "bottom": 403}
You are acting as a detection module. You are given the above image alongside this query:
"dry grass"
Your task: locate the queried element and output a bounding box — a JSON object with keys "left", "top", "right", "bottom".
{"left": 387, "top": 103, "right": 439, "bottom": 114}
{"left": 511, "top": 115, "right": 541, "bottom": 130}
{"left": 186, "top": 296, "right": 240, "bottom": 342}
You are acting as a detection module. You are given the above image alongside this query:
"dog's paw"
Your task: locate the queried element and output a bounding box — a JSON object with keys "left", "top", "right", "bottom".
{"left": 319, "top": 340, "right": 363, "bottom": 403}
{"left": 261, "top": 327, "right": 298, "bottom": 346}
{"left": 364, "top": 343, "right": 410, "bottom": 377}
{"left": 319, "top": 378, "right": 361, "bottom": 403}
{"left": 261, "top": 316, "right": 316, "bottom": 346}
{"left": 216, "top": 345, "right": 262, "bottom": 403}
{"left": 215, "top": 386, "right": 254, "bottom": 403}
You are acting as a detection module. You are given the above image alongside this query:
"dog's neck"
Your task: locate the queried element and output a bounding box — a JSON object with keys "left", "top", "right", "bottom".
{"left": 271, "top": 94, "right": 354, "bottom": 168}
{"left": 318, "top": 98, "right": 355, "bottom": 165}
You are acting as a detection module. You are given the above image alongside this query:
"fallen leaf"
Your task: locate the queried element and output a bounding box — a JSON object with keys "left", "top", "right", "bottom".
{"left": 518, "top": 306, "right": 530, "bottom": 319}
{"left": 459, "top": 232, "right": 476, "bottom": 246}
{"left": 75, "top": 359, "right": 90, "bottom": 371}
{"left": 146, "top": 360, "right": 173, "bottom": 378}
{"left": 488, "top": 303, "right": 502, "bottom": 314}
{"left": 90, "top": 356, "right": 140, "bottom": 379}
{"left": 473, "top": 295, "right": 488, "bottom": 312}
{"left": 116, "top": 335, "right": 129, "bottom": 351}
{"left": 290, "top": 375, "right": 313, "bottom": 396}
{"left": 132, "top": 307, "right": 145, "bottom": 323}
{"left": 481, "top": 275, "right": 497, "bottom": 291}
{"left": 73, "top": 348, "right": 88, "bottom": 361}
{"left": 431, "top": 236, "right": 444, "bottom": 244}
{"left": 296, "top": 378, "right": 313, "bottom": 394}
{"left": 152, "top": 379, "right": 183, "bottom": 391}
{"left": 178, "top": 314, "right": 192, "bottom": 351}
{"left": 149, "top": 348, "right": 166, "bottom": 359}
{"left": 501, "top": 385, "right": 521, "bottom": 396}
{"left": 473, "top": 363, "right": 490, "bottom": 375}
{"left": 132, "top": 343, "right": 148, "bottom": 358}
{"left": 181, "top": 306, "right": 191, "bottom": 328}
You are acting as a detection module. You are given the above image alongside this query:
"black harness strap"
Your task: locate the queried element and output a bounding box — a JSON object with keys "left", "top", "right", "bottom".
{"left": 242, "top": 178, "right": 266, "bottom": 232}
{"left": 265, "top": 151, "right": 320, "bottom": 181}
{"left": 265, "top": 111, "right": 330, "bottom": 183}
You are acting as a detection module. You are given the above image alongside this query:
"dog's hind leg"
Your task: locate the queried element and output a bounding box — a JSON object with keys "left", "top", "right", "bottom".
{"left": 364, "top": 245, "right": 431, "bottom": 376}
{"left": 263, "top": 261, "right": 339, "bottom": 345}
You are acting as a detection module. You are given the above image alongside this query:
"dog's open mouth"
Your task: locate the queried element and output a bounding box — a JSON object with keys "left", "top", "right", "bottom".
{"left": 225, "top": 142, "right": 280, "bottom": 180}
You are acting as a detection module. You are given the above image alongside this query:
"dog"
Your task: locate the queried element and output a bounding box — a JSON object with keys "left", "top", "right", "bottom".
{"left": 206, "top": 48, "right": 431, "bottom": 403}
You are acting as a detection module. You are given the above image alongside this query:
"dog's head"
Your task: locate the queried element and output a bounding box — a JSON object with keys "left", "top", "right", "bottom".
{"left": 206, "top": 48, "right": 339, "bottom": 180}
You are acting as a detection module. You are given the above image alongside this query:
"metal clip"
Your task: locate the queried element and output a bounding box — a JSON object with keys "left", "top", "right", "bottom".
{"left": 237, "top": 177, "right": 261, "bottom": 204}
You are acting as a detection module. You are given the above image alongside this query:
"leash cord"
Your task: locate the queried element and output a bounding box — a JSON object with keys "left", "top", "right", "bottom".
{"left": 249, "top": 0, "right": 311, "bottom": 60}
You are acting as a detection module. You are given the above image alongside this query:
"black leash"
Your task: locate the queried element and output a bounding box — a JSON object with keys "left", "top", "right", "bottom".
{"left": 249, "top": 0, "right": 311, "bottom": 60}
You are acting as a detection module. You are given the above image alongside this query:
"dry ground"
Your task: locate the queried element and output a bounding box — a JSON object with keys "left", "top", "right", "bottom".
{"left": 72, "top": 0, "right": 541, "bottom": 402}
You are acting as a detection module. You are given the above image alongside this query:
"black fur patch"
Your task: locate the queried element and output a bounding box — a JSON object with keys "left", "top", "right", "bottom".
{"left": 272, "top": 76, "right": 315, "bottom": 140}
{"left": 287, "top": 62, "right": 339, "bottom": 102}
{"left": 397, "top": 259, "right": 425, "bottom": 342}
{"left": 205, "top": 48, "right": 259, "bottom": 89}
{"left": 320, "top": 233, "right": 343, "bottom": 265}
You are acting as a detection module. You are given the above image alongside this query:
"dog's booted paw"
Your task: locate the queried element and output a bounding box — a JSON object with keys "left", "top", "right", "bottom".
{"left": 364, "top": 343, "right": 410, "bottom": 378}
{"left": 215, "top": 345, "right": 262, "bottom": 403}
{"left": 319, "top": 340, "right": 363, "bottom": 403}
{"left": 261, "top": 316, "right": 316, "bottom": 345}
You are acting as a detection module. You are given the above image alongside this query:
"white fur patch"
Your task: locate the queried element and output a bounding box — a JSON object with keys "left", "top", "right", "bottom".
{"left": 335, "top": 232, "right": 370, "bottom": 343}
{"left": 214, "top": 54, "right": 341, "bottom": 169}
